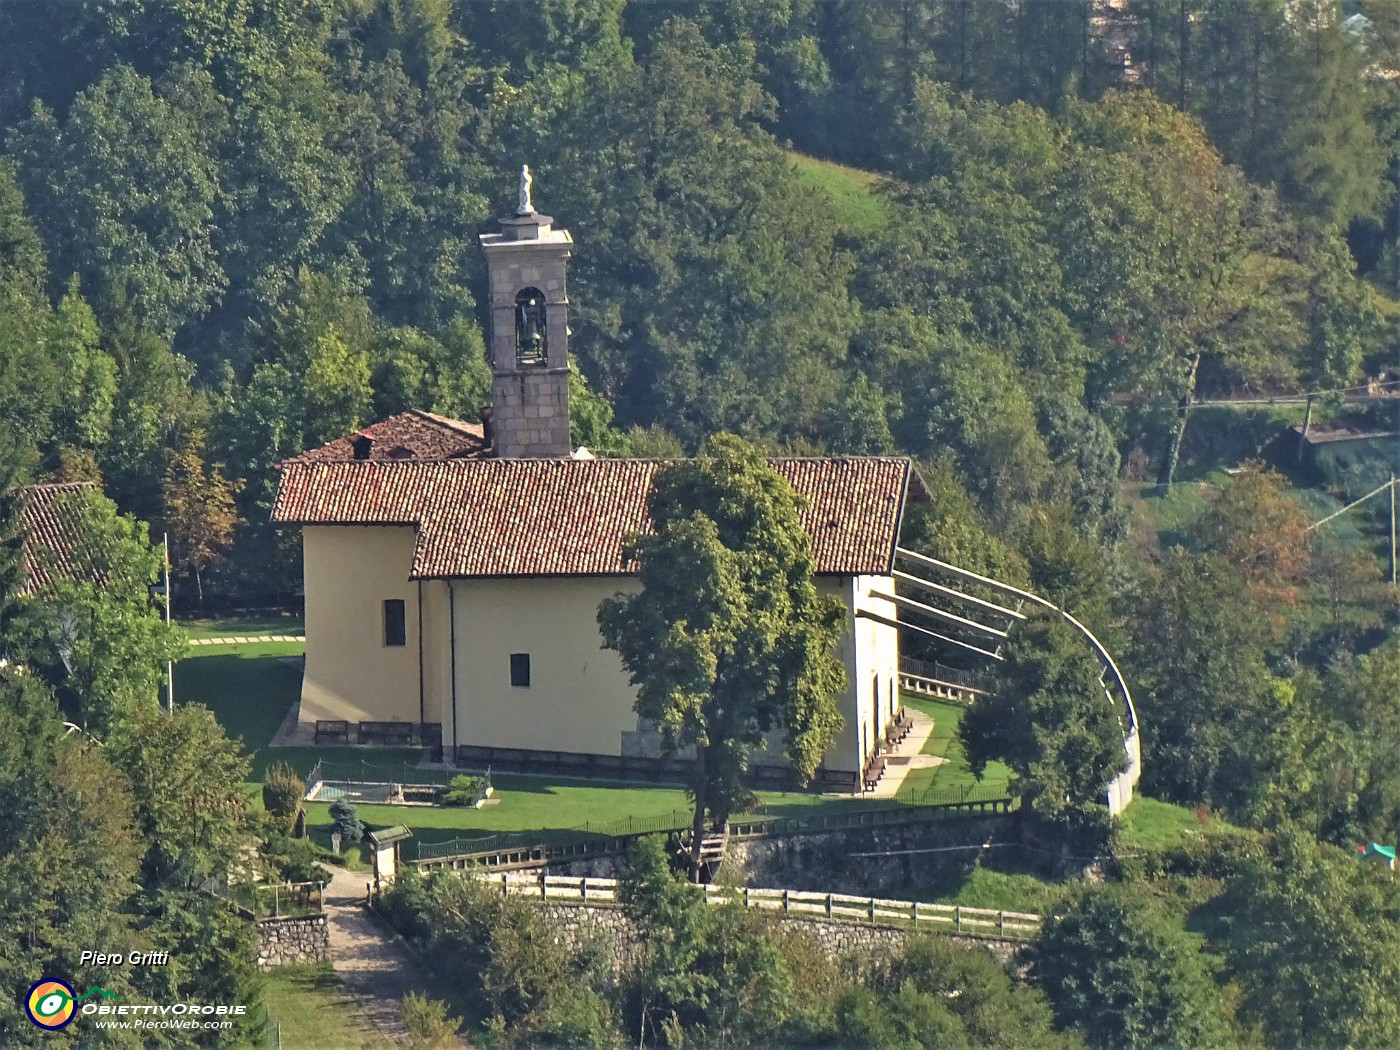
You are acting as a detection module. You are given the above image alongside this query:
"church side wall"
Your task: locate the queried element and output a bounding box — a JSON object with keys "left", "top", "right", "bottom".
{"left": 821, "top": 577, "right": 862, "bottom": 774}
{"left": 824, "top": 575, "right": 901, "bottom": 778}
{"left": 448, "top": 577, "right": 641, "bottom": 755}
{"left": 421, "top": 579, "right": 453, "bottom": 728}
{"left": 300, "top": 525, "right": 421, "bottom": 724}
{"left": 856, "top": 574, "right": 901, "bottom": 735}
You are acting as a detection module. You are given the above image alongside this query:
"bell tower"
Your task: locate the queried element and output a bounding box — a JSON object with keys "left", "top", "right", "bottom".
{"left": 479, "top": 165, "right": 573, "bottom": 458}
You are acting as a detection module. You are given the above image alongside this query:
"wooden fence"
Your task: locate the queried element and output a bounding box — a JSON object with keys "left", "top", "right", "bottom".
{"left": 479, "top": 872, "right": 1042, "bottom": 940}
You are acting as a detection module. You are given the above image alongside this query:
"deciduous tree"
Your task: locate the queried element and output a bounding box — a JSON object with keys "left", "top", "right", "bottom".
{"left": 598, "top": 434, "right": 847, "bottom": 874}
{"left": 961, "top": 611, "right": 1125, "bottom": 842}
{"left": 162, "top": 427, "right": 240, "bottom": 607}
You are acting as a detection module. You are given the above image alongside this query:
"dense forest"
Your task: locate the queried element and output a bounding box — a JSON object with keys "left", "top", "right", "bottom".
{"left": 7, "top": 0, "right": 1400, "bottom": 1046}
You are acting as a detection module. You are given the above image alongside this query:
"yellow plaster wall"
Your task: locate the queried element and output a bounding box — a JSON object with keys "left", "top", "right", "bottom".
{"left": 819, "top": 575, "right": 900, "bottom": 775}
{"left": 296, "top": 525, "right": 899, "bottom": 779}
{"left": 446, "top": 577, "right": 641, "bottom": 755}
{"left": 300, "top": 525, "right": 421, "bottom": 724}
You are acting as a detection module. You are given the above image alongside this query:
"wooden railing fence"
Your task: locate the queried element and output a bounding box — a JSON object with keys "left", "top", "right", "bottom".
{"left": 479, "top": 872, "right": 1042, "bottom": 940}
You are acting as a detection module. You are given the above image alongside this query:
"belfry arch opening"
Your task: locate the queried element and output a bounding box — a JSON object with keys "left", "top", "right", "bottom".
{"left": 515, "top": 287, "right": 547, "bottom": 367}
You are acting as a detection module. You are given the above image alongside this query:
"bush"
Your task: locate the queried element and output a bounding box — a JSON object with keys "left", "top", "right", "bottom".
{"left": 1026, "top": 885, "right": 1231, "bottom": 1050}
{"left": 262, "top": 762, "right": 305, "bottom": 835}
{"left": 402, "top": 992, "right": 461, "bottom": 1050}
{"left": 441, "top": 774, "right": 481, "bottom": 807}
{"left": 381, "top": 871, "right": 596, "bottom": 1039}
{"left": 263, "top": 834, "right": 333, "bottom": 884}
{"left": 328, "top": 798, "right": 364, "bottom": 845}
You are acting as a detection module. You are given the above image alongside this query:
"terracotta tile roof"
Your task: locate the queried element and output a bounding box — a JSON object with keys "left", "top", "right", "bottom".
{"left": 289, "top": 410, "right": 488, "bottom": 463}
{"left": 19, "top": 482, "right": 96, "bottom": 594}
{"left": 273, "top": 458, "right": 926, "bottom": 578}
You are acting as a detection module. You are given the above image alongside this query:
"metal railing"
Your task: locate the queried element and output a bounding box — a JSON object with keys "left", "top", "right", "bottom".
{"left": 218, "top": 879, "right": 326, "bottom": 920}
{"left": 413, "top": 783, "right": 1014, "bottom": 868}
{"left": 899, "top": 656, "right": 991, "bottom": 692}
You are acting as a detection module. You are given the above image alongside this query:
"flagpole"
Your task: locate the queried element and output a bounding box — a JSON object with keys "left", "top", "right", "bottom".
{"left": 164, "top": 532, "right": 174, "bottom": 710}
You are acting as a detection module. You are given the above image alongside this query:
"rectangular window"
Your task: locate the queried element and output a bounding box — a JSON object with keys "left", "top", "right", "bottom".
{"left": 383, "top": 599, "right": 406, "bottom": 647}
{"left": 510, "top": 653, "right": 531, "bottom": 687}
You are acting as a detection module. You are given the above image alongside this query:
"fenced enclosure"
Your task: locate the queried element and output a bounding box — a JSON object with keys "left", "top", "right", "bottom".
{"left": 303, "top": 757, "right": 457, "bottom": 805}
{"left": 219, "top": 880, "right": 325, "bottom": 920}
{"left": 479, "top": 872, "right": 1042, "bottom": 940}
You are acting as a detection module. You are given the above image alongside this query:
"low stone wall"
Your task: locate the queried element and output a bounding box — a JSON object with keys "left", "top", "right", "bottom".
{"left": 257, "top": 914, "right": 330, "bottom": 969}
{"left": 723, "top": 817, "right": 1015, "bottom": 896}
{"left": 548, "top": 817, "right": 1016, "bottom": 890}
{"left": 542, "top": 903, "right": 1016, "bottom": 975}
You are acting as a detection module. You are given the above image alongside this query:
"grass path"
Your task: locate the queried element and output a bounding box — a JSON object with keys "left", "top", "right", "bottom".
{"left": 261, "top": 963, "right": 387, "bottom": 1050}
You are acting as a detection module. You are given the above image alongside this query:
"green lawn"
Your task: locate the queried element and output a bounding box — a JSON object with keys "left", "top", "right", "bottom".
{"left": 787, "top": 151, "right": 891, "bottom": 235}
{"left": 897, "top": 694, "right": 1012, "bottom": 798}
{"left": 179, "top": 612, "right": 305, "bottom": 638}
{"left": 181, "top": 644, "right": 923, "bottom": 851}
{"left": 261, "top": 963, "right": 387, "bottom": 1050}
{"left": 175, "top": 641, "right": 306, "bottom": 776}
{"left": 905, "top": 860, "right": 1073, "bottom": 915}
{"left": 1116, "top": 795, "right": 1247, "bottom": 853}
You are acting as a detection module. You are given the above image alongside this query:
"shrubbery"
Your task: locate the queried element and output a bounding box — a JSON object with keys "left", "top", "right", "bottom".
{"left": 380, "top": 869, "right": 622, "bottom": 1047}
{"left": 441, "top": 774, "right": 481, "bottom": 807}
{"left": 381, "top": 836, "right": 1069, "bottom": 1048}
{"left": 261, "top": 762, "right": 304, "bottom": 836}
{"left": 329, "top": 799, "right": 364, "bottom": 845}
{"left": 401, "top": 992, "right": 461, "bottom": 1050}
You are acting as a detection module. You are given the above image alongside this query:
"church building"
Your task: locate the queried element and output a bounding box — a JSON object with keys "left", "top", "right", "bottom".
{"left": 272, "top": 170, "right": 928, "bottom": 791}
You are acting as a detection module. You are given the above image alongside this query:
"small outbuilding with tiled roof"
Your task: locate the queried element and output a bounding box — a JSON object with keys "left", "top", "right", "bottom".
{"left": 19, "top": 482, "right": 99, "bottom": 595}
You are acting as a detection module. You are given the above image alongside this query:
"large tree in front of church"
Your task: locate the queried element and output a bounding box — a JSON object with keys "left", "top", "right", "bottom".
{"left": 599, "top": 435, "right": 847, "bottom": 874}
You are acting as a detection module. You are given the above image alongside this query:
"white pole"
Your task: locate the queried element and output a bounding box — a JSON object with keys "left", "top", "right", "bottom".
{"left": 164, "top": 532, "right": 174, "bottom": 710}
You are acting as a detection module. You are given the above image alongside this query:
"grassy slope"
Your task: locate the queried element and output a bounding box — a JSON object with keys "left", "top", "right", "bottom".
{"left": 175, "top": 640, "right": 306, "bottom": 776}
{"left": 261, "top": 964, "right": 387, "bottom": 1050}
{"left": 787, "top": 151, "right": 891, "bottom": 235}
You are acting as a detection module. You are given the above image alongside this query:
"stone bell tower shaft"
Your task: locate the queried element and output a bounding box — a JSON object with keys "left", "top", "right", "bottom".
{"left": 479, "top": 166, "right": 573, "bottom": 459}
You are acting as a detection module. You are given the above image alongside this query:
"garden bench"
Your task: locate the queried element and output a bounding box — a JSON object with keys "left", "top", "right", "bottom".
{"left": 314, "top": 720, "right": 350, "bottom": 744}
{"left": 357, "top": 721, "right": 414, "bottom": 745}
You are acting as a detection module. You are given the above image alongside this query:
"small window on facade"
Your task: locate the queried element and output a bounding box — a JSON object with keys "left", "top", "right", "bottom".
{"left": 510, "top": 653, "right": 531, "bottom": 687}
{"left": 383, "top": 599, "right": 406, "bottom": 647}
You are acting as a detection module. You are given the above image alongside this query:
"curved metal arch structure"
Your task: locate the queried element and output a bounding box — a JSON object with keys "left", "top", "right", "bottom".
{"left": 885, "top": 547, "right": 1141, "bottom": 815}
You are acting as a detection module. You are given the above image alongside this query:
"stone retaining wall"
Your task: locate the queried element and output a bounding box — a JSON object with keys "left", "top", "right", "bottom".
{"left": 542, "top": 903, "right": 1016, "bottom": 975}
{"left": 257, "top": 914, "right": 330, "bottom": 969}
{"left": 548, "top": 816, "right": 1014, "bottom": 893}
{"left": 723, "top": 818, "right": 1014, "bottom": 896}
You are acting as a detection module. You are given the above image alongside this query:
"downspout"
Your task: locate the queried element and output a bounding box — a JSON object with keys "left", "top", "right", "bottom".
{"left": 416, "top": 580, "right": 425, "bottom": 725}
{"left": 448, "top": 580, "right": 459, "bottom": 760}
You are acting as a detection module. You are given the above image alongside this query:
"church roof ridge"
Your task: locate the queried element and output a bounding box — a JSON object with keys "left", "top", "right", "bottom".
{"left": 273, "top": 455, "right": 922, "bottom": 578}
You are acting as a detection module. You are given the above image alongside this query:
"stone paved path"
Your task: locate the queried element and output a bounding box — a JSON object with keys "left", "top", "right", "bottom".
{"left": 323, "top": 867, "right": 468, "bottom": 1046}
{"left": 868, "top": 707, "right": 942, "bottom": 798}
{"left": 188, "top": 634, "right": 304, "bottom": 645}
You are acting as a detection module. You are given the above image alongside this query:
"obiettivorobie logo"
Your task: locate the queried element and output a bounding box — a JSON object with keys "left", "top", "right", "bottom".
{"left": 25, "top": 979, "right": 119, "bottom": 1030}
{"left": 23, "top": 977, "right": 248, "bottom": 1034}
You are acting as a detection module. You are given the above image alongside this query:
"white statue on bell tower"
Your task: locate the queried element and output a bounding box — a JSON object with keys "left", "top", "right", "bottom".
{"left": 518, "top": 164, "right": 534, "bottom": 215}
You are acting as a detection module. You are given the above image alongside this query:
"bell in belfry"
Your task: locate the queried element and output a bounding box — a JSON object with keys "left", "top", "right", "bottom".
{"left": 517, "top": 294, "right": 544, "bottom": 357}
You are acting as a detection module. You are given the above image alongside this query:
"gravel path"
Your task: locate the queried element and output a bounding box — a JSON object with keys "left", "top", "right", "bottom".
{"left": 323, "top": 867, "right": 468, "bottom": 1046}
